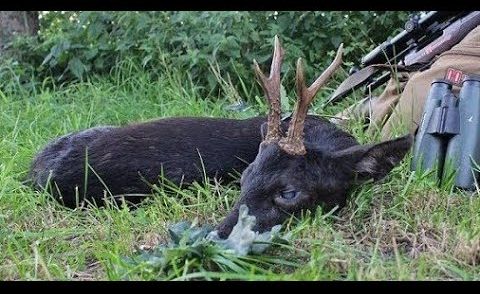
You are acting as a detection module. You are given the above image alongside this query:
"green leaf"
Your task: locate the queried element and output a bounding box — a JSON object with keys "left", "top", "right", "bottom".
{"left": 88, "top": 22, "right": 104, "bottom": 39}
{"left": 41, "top": 43, "right": 64, "bottom": 67}
{"left": 331, "top": 36, "right": 343, "bottom": 47}
{"left": 67, "top": 57, "right": 86, "bottom": 80}
{"left": 85, "top": 48, "right": 98, "bottom": 60}
{"left": 41, "top": 52, "right": 54, "bottom": 67}
{"left": 93, "top": 57, "right": 105, "bottom": 70}
{"left": 142, "top": 55, "right": 153, "bottom": 68}
{"left": 277, "top": 13, "right": 291, "bottom": 33}
{"left": 280, "top": 85, "right": 290, "bottom": 112}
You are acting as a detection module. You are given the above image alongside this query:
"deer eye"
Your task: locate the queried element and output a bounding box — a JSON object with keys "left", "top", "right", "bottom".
{"left": 280, "top": 190, "right": 299, "bottom": 200}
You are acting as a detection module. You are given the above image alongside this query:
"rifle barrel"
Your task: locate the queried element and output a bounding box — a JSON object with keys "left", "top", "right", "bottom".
{"left": 361, "top": 11, "right": 467, "bottom": 67}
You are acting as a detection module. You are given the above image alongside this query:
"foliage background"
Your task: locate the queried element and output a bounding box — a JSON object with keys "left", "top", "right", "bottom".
{"left": 1, "top": 11, "right": 410, "bottom": 98}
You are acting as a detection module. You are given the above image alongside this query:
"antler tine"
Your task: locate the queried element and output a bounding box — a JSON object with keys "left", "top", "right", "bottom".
{"left": 253, "top": 35, "right": 284, "bottom": 143}
{"left": 279, "top": 44, "right": 344, "bottom": 155}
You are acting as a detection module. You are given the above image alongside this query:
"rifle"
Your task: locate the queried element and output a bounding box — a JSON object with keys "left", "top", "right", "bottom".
{"left": 326, "top": 11, "right": 480, "bottom": 105}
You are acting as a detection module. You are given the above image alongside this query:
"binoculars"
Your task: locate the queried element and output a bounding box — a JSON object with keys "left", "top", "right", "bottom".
{"left": 411, "top": 75, "right": 480, "bottom": 190}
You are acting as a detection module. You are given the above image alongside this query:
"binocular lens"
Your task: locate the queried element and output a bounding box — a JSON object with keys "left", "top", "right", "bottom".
{"left": 412, "top": 79, "right": 452, "bottom": 174}
{"left": 448, "top": 76, "right": 480, "bottom": 189}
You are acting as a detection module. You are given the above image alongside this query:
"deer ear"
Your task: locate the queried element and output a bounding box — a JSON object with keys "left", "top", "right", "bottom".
{"left": 334, "top": 134, "right": 413, "bottom": 182}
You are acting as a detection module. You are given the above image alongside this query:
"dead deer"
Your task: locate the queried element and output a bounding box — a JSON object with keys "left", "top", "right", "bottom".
{"left": 28, "top": 36, "right": 412, "bottom": 236}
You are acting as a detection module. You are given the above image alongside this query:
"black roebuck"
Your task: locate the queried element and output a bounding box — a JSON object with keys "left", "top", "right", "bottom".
{"left": 29, "top": 36, "right": 412, "bottom": 237}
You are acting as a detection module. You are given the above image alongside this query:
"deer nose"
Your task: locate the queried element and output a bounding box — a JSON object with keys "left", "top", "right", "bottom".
{"left": 216, "top": 218, "right": 237, "bottom": 239}
{"left": 215, "top": 207, "right": 240, "bottom": 239}
{"left": 216, "top": 223, "right": 233, "bottom": 239}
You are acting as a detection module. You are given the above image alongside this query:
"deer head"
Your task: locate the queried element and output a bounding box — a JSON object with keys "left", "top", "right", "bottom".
{"left": 216, "top": 36, "right": 413, "bottom": 238}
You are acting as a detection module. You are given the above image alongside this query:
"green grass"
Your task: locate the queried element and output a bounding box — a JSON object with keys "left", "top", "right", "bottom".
{"left": 1, "top": 60, "right": 480, "bottom": 281}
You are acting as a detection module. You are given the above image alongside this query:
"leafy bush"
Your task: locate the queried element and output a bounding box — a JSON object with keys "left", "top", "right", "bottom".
{"left": 1, "top": 11, "right": 410, "bottom": 99}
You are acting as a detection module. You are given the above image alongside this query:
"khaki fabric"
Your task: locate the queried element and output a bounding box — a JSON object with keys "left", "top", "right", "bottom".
{"left": 334, "top": 25, "right": 480, "bottom": 140}
{"left": 332, "top": 71, "right": 411, "bottom": 134}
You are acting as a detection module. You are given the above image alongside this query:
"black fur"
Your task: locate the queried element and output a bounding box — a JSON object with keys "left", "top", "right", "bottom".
{"left": 29, "top": 117, "right": 268, "bottom": 207}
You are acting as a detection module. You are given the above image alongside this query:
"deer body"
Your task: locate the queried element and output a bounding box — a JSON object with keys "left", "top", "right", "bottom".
{"left": 30, "top": 117, "right": 266, "bottom": 207}
{"left": 29, "top": 36, "right": 413, "bottom": 238}
{"left": 30, "top": 115, "right": 357, "bottom": 208}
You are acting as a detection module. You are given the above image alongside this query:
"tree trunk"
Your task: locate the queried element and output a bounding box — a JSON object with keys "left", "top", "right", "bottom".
{"left": 0, "top": 11, "right": 39, "bottom": 53}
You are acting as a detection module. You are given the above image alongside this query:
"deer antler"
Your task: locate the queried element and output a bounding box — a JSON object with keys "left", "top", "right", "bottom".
{"left": 253, "top": 35, "right": 284, "bottom": 143}
{"left": 279, "top": 44, "right": 344, "bottom": 155}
